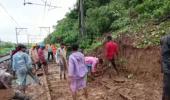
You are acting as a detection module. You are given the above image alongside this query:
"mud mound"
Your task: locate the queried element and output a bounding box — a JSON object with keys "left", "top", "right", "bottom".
{"left": 122, "top": 45, "right": 162, "bottom": 81}
{"left": 89, "top": 35, "right": 163, "bottom": 99}
{"left": 91, "top": 35, "right": 162, "bottom": 81}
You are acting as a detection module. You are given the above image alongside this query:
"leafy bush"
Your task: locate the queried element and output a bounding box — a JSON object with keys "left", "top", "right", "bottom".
{"left": 44, "top": 0, "right": 170, "bottom": 50}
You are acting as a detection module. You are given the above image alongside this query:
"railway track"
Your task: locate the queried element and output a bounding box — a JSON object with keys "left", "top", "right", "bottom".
{"left": 1, "top": 55, "right": 96, "bottom": 100}
{"left": 0, "top": 54, "right": 72, "bottom": 100}
{"left": 44, "top": 63, "right": 106, "bottom": 100}
{"left": 0, "top": 55, "right": 10, "bottom": 63}
{"left": 34, "top": 62, "right": 107, "bottom": 100}
{"left": 0, "top": 60, "right": 110, "bottom": 100}
{"left": 29, "top": 62, "right": 71, "bottom": 100}
{"left": 45, "top": 63, "right": 72, "bottom": 100}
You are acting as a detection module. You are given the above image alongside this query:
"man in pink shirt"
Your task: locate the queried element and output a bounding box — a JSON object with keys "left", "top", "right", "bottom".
{"left": 104, "top": 35, "right": 119, "bottom": 77}
{"left": 85, "top": 56, "right": 99, "bottom": 73}
{"left": 38, "top": 45, "right": 48, "bottom": 75}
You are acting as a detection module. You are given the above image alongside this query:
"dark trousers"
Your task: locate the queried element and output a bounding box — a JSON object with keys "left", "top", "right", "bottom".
{"left": 109, "top": 58, "right": 119, "bottom": 74}
{"left": 48, "top": 52, "right": 53, "bottom": 61}
{"left": 162, "top": 73, "right": 170, "bottom": 100}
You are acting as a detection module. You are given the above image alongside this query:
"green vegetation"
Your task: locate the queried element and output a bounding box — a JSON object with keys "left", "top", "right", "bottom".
{"left": 45, "top": 0, "right": 170, "bottom": 50}
{"left": 0, "top": 41, "right": 15, "bottom": 55}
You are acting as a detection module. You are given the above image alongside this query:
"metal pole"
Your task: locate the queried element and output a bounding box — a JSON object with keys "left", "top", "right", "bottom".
{"left": 15, "top": 28, "right": 18, "bottom": 44}
{"left": 27, "top": 34, "right": 29, "bottom": 47}
{"left": 49, "top": 27, "right": 50, "bottom": 34}
{"left": 15, "top": 27, "right": 27, "bottom": 44}
{"left": 39, "top": 27, "right": 50, "bottom": 35}
{"left": 78, "top": 0, "right": 81, "bottom": 37}
{"left": 80, "top": 0, "right": 84, "bottom": 37}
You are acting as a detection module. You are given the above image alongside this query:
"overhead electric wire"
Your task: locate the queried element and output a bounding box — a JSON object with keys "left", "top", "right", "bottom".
{"left": 24, "top": 0, "right": 60, "bottom": 8}
{"left": 41, "top": 0, "right": 47, "bottom": 26}
{"left": 47, "top": 0, "right": 51, "bottom": 10}
{"left": 0, "top": 2, "right": 19, "bottom": 26}
{"left": 40, "top": 0, "right": 46, "bottom": 3}
{"left": 41, "top": 0, "right": 53, "bottom": 11}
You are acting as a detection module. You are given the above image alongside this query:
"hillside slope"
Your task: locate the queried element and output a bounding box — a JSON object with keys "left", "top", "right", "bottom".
{"left": 45, "top": 0, "right": 170, "bottom": 50}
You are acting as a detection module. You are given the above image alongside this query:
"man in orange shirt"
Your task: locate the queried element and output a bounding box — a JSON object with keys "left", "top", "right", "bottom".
{"left": 51, "top": 44, "right": 57, "bottom": 58}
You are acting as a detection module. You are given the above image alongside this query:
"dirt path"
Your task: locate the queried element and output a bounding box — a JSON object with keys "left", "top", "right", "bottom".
{"left": 43, "top": 63, "right": 162, "bottom": 100}
{"left": 46, "top": 63, "right": 109, "bottom": 100}
{"left": 46, "top": 63, "right": 72, "bottom": 100}
{"left": 0, "top": 62, "right": 162, "bottom": 100}
{"left": 46, "top": 63, "right": 107, "bottom": 100}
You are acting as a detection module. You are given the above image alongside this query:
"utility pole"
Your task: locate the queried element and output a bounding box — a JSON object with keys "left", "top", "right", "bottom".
{"left": 27, "top": 34, "right": 30, "bottom": 47}
{"left": 39, "top": 27, "right": 50, "bottom": 35}
{"left": 29, "top": 34, "right": 47, "bottom": 43}
{"left": 15, "top": 27, "right": 27, "bottom": 44}
{"left": 0, "top": 38, "right": 2, "bottom": 47}
{"left": 15, "top": 28, "right": 18, "bottom": 44}
{"left": 79, "top": 0, "right": 85, "bottom": 38}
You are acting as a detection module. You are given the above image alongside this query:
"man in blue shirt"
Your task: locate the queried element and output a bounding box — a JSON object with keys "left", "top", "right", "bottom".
{"left": 12, "top": 44, "right": 40, "bottom": 93}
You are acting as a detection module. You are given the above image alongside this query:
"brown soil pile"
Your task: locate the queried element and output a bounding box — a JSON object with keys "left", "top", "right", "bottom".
{"left": 92, "top": 36, "right": 162, "bottom": 81}
{"left": 122, "top": 45, "right": 162, "bottom": 81}
{"left": 89, "top": 35, "right": 163, "bottom": 100}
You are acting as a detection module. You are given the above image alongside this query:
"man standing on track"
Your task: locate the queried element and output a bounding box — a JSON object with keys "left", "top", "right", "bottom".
{"left": 55, "top": 43, "right": 67, "bottom": 80}
{"left": 47, "top": 44, "right": 54, "bottom": 61}
{"left": 104, "top": 35, "right": 119, "bottom": 78}
{"left": 68, "top": 44, "right": 88, "bottom": 100}
{"left": 52, "top": 44, "right": 57, "bottom": 59}
{"left": 30, "top": 45, "right": 39, "bottom": 70}
{"left": 38, "top": 44, "right": 48, "bottom": 75}
{"left": 161, "top": 34, "right": 170, "bottom": 100}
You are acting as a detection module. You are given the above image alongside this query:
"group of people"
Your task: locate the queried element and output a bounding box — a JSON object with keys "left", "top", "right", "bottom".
{"left": 0, "top": 32, "right": 169, "bottom": 100}
{"left": 66, "top": 35, "right": 119, "bottom": 100}
{"left": 9, "top": 43, "right": 68, "bottom": 98}
{"left": 0, "top": 35, "right": 119, "bottom": 100}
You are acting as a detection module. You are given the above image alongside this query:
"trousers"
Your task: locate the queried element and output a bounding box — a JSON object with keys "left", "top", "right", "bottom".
{"left": 162, "top": 73, "right": 170, "bottom": 100}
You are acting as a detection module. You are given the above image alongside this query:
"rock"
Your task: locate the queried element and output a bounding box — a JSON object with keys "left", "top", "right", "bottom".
{"left": 119, "top": 88, "right": 132, "bottom": 100}
{"left": 130, "top": 83, "right": 144, "bottom": 98}
{"left": 13, "top": 91, "right": 31, "bottom": 100}
{"left": 104, "top": 84, "right": 113, "bottom": 89}
{"left": 114, "top": 77, "right": 126, "bottom": 83}
{"left": 108, "top": 86, "right": 121, "bottom": 92}
{"left": 127, "top": 74, "right": 133, "bottom": 79}
{"left": 119, "top": 92, "right": 132, "bottom": 100}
